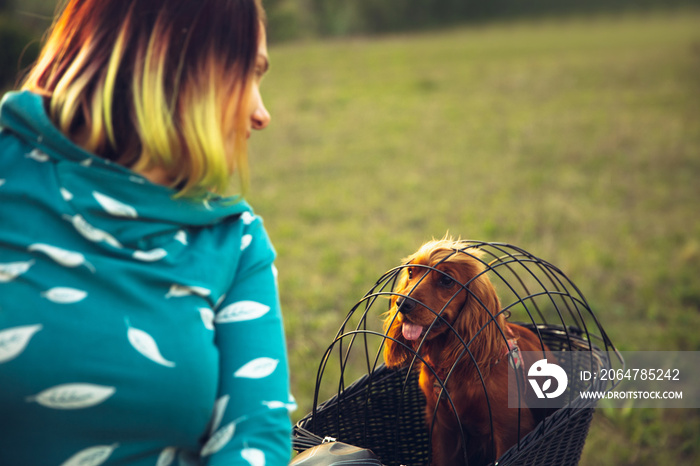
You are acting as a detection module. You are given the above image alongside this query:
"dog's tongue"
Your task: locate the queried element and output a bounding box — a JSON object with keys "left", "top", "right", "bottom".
{"left": 402, "top": 322, "right": 424, "bottom": 341}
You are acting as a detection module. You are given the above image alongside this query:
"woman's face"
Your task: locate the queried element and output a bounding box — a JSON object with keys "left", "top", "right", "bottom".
{"left": 247, "top": 24, "right": 270, "bottom": 137}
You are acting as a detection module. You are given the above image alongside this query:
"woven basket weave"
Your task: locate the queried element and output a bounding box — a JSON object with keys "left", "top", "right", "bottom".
{"left": 293, "top": 241, "right": 622, "bottom": 466}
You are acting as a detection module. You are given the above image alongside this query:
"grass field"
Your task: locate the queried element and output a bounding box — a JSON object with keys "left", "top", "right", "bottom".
{"left": 247, "top": 11, "right": 700, "bottom": 465}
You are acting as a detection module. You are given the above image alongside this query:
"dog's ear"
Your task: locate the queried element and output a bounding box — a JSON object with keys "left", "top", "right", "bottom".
{"left": 451, "top": 263, "right": 506, "bottom": 367}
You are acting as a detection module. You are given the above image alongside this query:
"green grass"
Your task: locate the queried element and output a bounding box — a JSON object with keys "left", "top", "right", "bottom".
{"left": 247, "top": 11, "right": 700, "bottom": 465}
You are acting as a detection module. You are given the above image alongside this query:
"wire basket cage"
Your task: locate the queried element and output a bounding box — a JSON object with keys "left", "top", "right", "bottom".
{"left": 293, "top": 240, "right": 623, "bottom": 466}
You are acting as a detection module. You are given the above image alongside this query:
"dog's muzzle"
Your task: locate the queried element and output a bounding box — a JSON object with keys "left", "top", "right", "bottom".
{"left": 396, "top": 296, "right": 417, "bottom": 315}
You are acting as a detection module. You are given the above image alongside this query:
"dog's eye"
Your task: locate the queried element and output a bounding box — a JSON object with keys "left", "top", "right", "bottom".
{"left": 407, "top": 268, "right": 413, "bottom": 280}
{"left": 437, "top": 275, "right": 455, "bottom": 288}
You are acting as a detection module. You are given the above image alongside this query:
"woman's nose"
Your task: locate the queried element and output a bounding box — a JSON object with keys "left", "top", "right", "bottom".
{"left": 252, "top": 105, "right": 270, "bottom": 130}
{"left": 251, "top": 93, "right": 270, "bottom": 131}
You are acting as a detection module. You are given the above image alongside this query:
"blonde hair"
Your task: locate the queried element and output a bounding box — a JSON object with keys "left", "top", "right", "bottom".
{"left": 22, "top": 0, "right": 265, "bottom": 198}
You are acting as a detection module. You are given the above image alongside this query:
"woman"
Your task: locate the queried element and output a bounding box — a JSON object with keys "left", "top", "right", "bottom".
{"left": 0, "top": 1, "right": 293, "bottom": 464}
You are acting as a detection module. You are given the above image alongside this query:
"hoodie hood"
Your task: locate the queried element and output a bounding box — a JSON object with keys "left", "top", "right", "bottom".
{"left": 0, "top": 91, "right": 252, "bottom": 248}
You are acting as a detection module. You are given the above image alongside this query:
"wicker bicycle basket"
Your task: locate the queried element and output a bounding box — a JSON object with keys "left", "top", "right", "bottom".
{"left": 293, "top": 241, "right": 623, "bottom": 466}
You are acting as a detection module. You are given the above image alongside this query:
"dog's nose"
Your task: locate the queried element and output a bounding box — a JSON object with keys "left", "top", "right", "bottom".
{"left": 396, "top": 297, "right": 416, "bottom": 315}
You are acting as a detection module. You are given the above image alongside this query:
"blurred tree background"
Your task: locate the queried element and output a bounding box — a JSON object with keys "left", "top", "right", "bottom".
{"left": 2, "top": 0, "right": 699, "bottom": 89}
{"left": 0, "top": 0, "right": 47, "bottom": 91}
{"left": 265, "top": 0, "right": 700, "bottom": 40}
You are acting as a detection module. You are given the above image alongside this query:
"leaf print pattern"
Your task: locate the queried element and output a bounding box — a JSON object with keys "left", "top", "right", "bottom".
{"left": 126, "top": 323, "right": 176, "bottom": 367}
{"left": 0, "top": 259, "right": 34, "bottom": 282}
{"left": 41, "top": 287, "right": 88, "bottom": 305}
{"left": 26, "top": 148, "right": 49, "bottom": 162}
{"left": 261, "top": 400, "right": 285, "bottom": 410}
{"left": 65, "top": 214, "right": 122, "bottom": 248}
{"left": 208, "top": 394, "right": 230, "bottom": 435}
{"left": 26, "top": 383, "right": 115, "bottom": 409}
{"left": 234, "top": 358, "right": 279, "bottom": 379}
{"left": 262, "top": 395, "right": 297, "bottom": 413}
{"left": 0, "top": 324, "right": 42, "bottom": 363}
{"left": 215, "top": 294, "right": 226, "bottom": 310}
{"left": 240, "top": 234, "right": 253, "bottom": 251}
{"left": 60, "top": 187, "right": 74, "bottom": 201}
{"left": 93, "top": 191, "right": 138, "bottom": 218}
{"left": 28, "top": 243, "right": 95, "bottom": 272}
{"left": 241, "top": 448, "right": 265, "bottom": 466}
{"left": 241, "top": 211, "right": 255, "bottom": 225}
{"left": 165, "top": 284, "right": 211, "bottom": 299}
{"left": 174, "top": 230, "right": 188, "bottom": 245}
{"left": 132, "top": 248, "right": 167, "bottom": 262}
{"left": 156, "top": 447, "right": 177, "bottom": 466}
{"left": 60, "top": 443, "right": 118, "bottom": 466}
{"left": 41, "top": 287, "right": 88, "bottom": 304}
{"left": 215, "top": 301, "right": 270, "bottom": 324}
{"left": 200, "top": 422, "right": 235, "bottom": 457}
{"left": 199, "top": 308, "right": 215, "bottom": 330}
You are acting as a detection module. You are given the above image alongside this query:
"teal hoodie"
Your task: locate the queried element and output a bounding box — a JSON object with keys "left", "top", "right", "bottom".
{"left": 0, "top": 91, "right": 293, "bottom": 465}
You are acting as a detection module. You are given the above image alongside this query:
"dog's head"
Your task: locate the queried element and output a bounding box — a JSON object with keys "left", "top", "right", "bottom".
{"left": 383, "top": 239, "right": 506, "bottom": 368}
